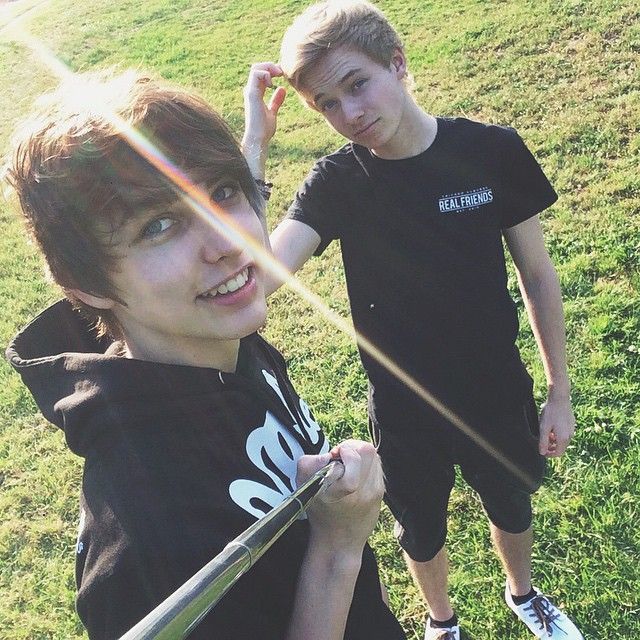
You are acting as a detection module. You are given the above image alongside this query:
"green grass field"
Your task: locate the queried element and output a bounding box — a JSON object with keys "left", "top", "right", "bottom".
{"left": 0, "top": 0, "right": 638, "bottom": 638}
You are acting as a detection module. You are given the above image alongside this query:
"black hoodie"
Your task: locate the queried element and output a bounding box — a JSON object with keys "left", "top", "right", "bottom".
{"left": 7, "top": 300, "right": 406, "bottom": 640}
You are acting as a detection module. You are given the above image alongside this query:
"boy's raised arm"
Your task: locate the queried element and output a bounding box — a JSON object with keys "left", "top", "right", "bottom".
{"left": 242, "top": 62, "right": 286, "bottom": 180}
{"left": 242, "top": 62, "right": 320, "bottom": 295}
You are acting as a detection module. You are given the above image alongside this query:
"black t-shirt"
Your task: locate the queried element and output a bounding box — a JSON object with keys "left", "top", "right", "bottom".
{"left": 287, "top": 117, "right": 558, "bottom": 410}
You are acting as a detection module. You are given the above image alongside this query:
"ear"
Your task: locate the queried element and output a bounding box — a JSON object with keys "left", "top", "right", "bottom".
{"left": 68, "top": 288, "right": 116, "bottom": 310}
{"left": 390, "top": 48, "right": 407, "bottom": 79}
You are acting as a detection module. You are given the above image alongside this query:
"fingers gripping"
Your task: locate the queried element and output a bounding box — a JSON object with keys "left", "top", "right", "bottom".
{"left": 324, "top": 441, "right": 384, "bottom": 503}
{"left": 296, "top": 452, "right": 333, "bottom": 486}
{"left": 298, "top": 441, "right": 384, "bottom": 550}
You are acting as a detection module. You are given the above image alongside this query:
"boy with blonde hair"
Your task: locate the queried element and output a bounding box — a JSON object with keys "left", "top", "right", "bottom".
{"left": 244, "top": 1, "right": 583, "bottom": 638}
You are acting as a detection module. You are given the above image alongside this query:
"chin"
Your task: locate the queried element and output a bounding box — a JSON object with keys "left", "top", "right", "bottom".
{"left": 234, "top": 306, "right": 268, "bottom": 338}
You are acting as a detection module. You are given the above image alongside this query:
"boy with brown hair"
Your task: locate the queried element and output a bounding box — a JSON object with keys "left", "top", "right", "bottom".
{"left": 244, "top": 1, "right": 583, "bottom": 638}
{"left": 5, "top": 69, "right": 406, "bottom": 640}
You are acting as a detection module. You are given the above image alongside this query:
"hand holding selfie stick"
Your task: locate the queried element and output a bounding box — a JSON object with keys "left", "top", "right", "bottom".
{"left": 119, "top": 459, "right": 344, "bottom": 640}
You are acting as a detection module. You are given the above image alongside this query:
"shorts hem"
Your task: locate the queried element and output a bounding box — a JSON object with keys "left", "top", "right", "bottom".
{"left": 485, "top": 513, "right": 533, "bottom": 535}
{"left": 395, "top": 522, "right": 446, "bottom": 563}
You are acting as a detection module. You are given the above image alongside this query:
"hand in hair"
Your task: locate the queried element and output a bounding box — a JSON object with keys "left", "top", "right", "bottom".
{"left": 242, "top": 62, "right": 286, "bottom": 179}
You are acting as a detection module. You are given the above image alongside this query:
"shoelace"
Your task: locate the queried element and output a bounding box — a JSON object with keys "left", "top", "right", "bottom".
{"left": 434, "top": 631, "right": 457, "bottom": 640}
{"left": 525, "top": 595, "right": 567, "bottom": 636}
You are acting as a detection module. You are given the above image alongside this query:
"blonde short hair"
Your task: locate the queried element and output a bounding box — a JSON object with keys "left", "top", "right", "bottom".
{"left": 280, "top": 0, "right": 403, "bottom": 91}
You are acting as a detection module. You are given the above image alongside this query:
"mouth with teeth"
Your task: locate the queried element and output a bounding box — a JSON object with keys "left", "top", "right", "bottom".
{"left": 197, "top": 266, "right": 254, "bottom": 303}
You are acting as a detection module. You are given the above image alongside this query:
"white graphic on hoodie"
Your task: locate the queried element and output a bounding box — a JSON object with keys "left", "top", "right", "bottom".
{"left": 229, "top": 370, "right": 329, "bottom": 519}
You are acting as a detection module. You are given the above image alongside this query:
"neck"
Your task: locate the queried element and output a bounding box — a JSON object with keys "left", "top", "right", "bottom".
{"left": 123, "top": 335, "right": 241, "bottom": 373}
{"left": 372, "top": 99, "right": 437, "bottom": 160}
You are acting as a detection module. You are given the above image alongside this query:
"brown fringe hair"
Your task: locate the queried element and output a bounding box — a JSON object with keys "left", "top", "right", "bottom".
{"left": 5, "top": 70, "right": 261, "bottom": 337}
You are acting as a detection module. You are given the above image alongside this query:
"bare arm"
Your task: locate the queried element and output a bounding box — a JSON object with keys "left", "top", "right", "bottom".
{"left": 286, "top": 441, "right": 385, "bottom": 640}
{"left": 241, "top": 62, "right": 325, "bottom": 295}
{"left": 266, "top": 219, "right": 321, "bottom": 296}
{"left": 241, "top": 62, "right": 286, "bottom": 246}
{"left": 242, "top": 62, "right": 286, "bottom": 180}
{"left": 504, "top": 215, "right": 575, "bottom": 457}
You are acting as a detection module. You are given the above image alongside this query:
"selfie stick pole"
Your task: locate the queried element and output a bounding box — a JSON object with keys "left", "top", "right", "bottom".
{"left": 119, "top": 459, "right": 343, "bottom": 640}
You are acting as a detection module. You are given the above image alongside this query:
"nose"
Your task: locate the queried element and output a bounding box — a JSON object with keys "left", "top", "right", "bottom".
{"left": 342, "top": 97, "right": 364, "bottom": 124}
{"left": 197, "top": 214, "right": 244, "bottom": 264}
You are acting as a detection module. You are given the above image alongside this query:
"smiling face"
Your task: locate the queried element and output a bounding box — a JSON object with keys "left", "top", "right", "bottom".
{"left": 299, "top": 46, "right": 412, "bottom": 156}
{"left": 77, "top": 180, "right": 268, "bottom": 370}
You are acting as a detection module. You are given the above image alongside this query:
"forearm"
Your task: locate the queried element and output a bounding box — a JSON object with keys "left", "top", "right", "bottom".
{"left": 286, "top": 537, "right": 363, "bottom": 640}
{"left": 241, "top": 135, "right": 270, "bottom": 243}
{"left": 266, "top": 219, "right": 321, "bottom": 296}
{"left": 518, "top": 260, "right": 570, "bottom": 398}
{"left": 241, "top": 136, "right": 268, "bottom": 181}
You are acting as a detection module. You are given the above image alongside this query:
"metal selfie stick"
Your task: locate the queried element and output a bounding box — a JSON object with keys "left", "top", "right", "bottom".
{"left": 119, "top": 459, "right": 343, "bottom": 640}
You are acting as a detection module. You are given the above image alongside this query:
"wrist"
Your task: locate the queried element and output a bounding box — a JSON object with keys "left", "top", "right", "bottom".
{"left": 547, "top": 382, "right": 571, "bottom": 401}
{"left": 307, "top": 529, "right": 366, "bottom": 570}
{"left": 255, "top": 178, "right": 273, "bottom": 201}
{"left": 242, "top": 135, "right": 269, "bottom": 155}
{"left": 307, "top": 539, "right": 364, "bottom": 576}
{"left": 241, "top": 136, "right": 269, "bottom": 178}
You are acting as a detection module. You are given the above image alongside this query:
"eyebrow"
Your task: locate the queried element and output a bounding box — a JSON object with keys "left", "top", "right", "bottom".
{"left": 313, "top": 68, "right": 362, "bottom": 104}
{"left": 126, "top": 176, "right": 225, "bottom": 212}
{"left": 116, "top": 193, "right": 180, "bottom": 224}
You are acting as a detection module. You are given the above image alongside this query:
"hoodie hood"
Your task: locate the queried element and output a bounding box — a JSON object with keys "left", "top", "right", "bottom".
{"left": 6, "top": 301, "right": 406, "bottom": 640}
{"left": 6, "top": 299, "right": 278, "bottom": 458}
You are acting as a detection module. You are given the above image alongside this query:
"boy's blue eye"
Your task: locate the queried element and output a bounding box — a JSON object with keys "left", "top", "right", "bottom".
{"left": 141, "top": 216, "right": 175, "bottom": 239}
{"left": 353, "top": 78, "right": 367, "bottom": 91}
{"left": 321, "top": 99, "right": 338, "bottom": 112}
{"left": 211, "top": 184, "right": 238, "bottom": 203}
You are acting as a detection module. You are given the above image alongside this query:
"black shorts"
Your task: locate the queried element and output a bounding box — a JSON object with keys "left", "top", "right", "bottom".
{"left": 368, "top": 382, "right": 547, "bottom": 562}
